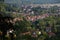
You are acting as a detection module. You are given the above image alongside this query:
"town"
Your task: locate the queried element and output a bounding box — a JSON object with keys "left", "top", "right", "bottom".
{"left": 0, "top": 0, "right": 60, "bottom": 40}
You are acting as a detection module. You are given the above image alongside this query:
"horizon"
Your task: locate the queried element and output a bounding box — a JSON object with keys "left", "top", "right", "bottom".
{"left": 4, "top": 0, "right": 60, "bottom": 4}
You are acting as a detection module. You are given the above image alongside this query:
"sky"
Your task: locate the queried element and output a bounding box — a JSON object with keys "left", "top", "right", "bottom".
{"left": 5, "top": 0, "right": 60, "bottom": 4}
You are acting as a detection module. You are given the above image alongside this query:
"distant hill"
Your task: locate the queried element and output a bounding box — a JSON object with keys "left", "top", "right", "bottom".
{"left": 0, "top": 0, "right": 4, "bottom": 1}
{"left": 5, "top": 0, "right": 60, "bottom": 4}
{"left": 4, "top": 0, "right": 60, "bottom": 6}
